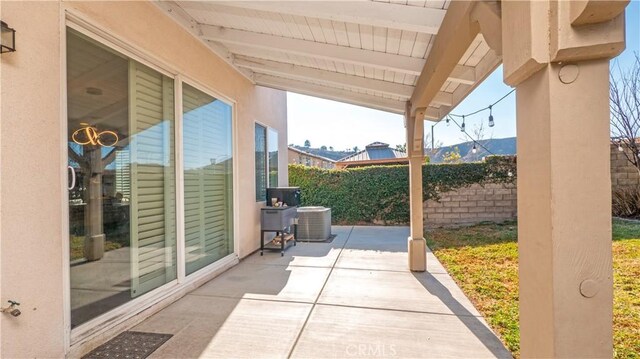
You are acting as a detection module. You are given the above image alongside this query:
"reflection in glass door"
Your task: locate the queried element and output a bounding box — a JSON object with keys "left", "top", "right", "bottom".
{"left": 67, "top": 29, "right": 176, "bottom": 328}
{"left": 182, "top": 84, "right": 234, "bottom": 275}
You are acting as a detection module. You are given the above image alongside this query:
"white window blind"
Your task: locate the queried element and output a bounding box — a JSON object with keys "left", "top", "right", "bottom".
{"left": 128, "top": 60, "right": 177, "bottom": 297}
{"left": 182, "top": 84, "right": 234, "bottom": 275}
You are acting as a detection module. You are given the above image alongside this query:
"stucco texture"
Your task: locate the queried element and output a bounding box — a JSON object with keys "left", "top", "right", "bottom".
{"left": 0, "top": 1, "right": 287, "bottom": 357}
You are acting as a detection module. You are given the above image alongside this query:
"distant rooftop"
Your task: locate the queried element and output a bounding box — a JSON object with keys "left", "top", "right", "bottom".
{"left": 339, "top": 142, "right": 406, "bottom": 162}
{"left": 288, "top": 146, "right": 336, "bottom": 163}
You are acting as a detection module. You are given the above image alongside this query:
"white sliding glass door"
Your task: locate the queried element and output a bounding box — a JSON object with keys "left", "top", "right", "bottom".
{"left": 182, "top": 83, "right": 234, "bottom": 275}
{"left": 67, "top": 29, "right": 177, "bottom": 328}
{"left": 128, "top": 61, "right": 177, "bottom": 297}
{"left": 67, "top": 27, "right": 236, "bottom": 332}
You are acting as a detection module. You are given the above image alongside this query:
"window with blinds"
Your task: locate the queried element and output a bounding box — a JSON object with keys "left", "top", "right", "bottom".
{"left": 182, "top": 84, "right": 234, "bottom": 275}
{"left": 255, "top": 124, "right": 278, "bottom": 202}
{"left": 128, "top": 61, "right": 177, "bottom": 297}
{"left": 268, "top": 128, "right": 279, "bottom": 188}
{"left": 255, "top": 124, "right": 267, "bottom": 201}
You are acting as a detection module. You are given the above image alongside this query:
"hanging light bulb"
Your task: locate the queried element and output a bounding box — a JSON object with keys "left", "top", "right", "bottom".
{"left": 446, "top": 117, "right": 450, "bottom": 126}
{"left": 488, "top": 105, "right": 494, "bottom": 127}
{"left": 461, "top": 116, "right": 466, "bottom": 132}
{"left": 472, "top": 143, "right": 477, "bottom": 154}
{"left": 618, "top": 143, "right": 624, "bottom": 152}
{"left": 508, "top": 171, "right": 513, "bottom": 177}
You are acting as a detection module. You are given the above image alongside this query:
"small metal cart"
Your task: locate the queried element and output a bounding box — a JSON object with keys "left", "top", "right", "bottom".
{"left": 260, "top": 206, "right": 298, "bottom": 256}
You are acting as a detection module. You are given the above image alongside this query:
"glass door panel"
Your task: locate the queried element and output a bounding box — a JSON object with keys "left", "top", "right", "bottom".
{"left": 67, "top": 29, "right": 176, "bottom": 328}
{"left": 182, "top": 84, "right": 234, "bottom": 275}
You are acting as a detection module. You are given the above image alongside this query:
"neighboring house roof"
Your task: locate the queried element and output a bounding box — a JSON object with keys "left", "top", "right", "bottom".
{"left": 339, "top": 142, "right": 406, "bottom": 162}
{"left": 336, "top": 157, "right": 410, "bottom": 169}
{"left": 288, "top": 146, "right": 336, "bottom": 163}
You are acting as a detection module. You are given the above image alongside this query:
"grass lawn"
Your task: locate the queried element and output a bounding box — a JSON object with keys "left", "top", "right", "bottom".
{"left": 70, "top": 235, "right": 123, "bottom": 261}
{"left": 426, "top": 218, "right": 640, "bottom": 359}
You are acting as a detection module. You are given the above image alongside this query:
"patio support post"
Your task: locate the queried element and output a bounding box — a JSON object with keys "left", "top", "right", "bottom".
{"left": 406, "top": 102, "right": 426, "bottom": 272}
{"left": 502, "top": 0, "right": 628, "bottom": 357}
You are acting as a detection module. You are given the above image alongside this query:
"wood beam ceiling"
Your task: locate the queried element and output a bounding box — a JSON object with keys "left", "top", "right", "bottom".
{"left": 235, "top": 57, "right": 414, "bottom": 98}
{"left": 410, "top": 1, "right": 481, "bottom": 118}
{"left": 200, "top": 25, "right": 426, "bottom": 76}
{"left": 254, "top": 74, "right": 407, "bottom": 114}
{"left": 187, "top": 1, "right": 445, "bottom": 34}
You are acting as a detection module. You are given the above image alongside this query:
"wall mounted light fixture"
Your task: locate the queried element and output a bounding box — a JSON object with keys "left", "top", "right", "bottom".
{"left": 1, "top": 21, "right": 16, "bottom": 53}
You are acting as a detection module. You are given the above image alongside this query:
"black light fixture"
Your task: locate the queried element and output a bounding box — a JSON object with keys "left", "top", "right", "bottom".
{"left": 488, "top": 105, "right": 495, "bottom": 127}
{"left": 446, "top": 117, "right": 450, "bottom": 126}
{"left": 461, "top": 115, "right": 466, "bottom": 132}
{"left": 1, "top": 21, "right": 16, "bottom": 53}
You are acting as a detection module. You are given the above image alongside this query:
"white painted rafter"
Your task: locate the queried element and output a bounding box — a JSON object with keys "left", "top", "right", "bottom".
{"left": 235, "top": 57, "right": 414, "bottom": 98}
{"left": 153, "top": 1, "right": 255, "bottom": 83}
{"left": 254, "top": 74, "right": 406, "bottom": 114}
{"left": 199, "top": 25, "right": 426, "bottom": 75}
{"left": 190, "top": 1, "right": 445, "bottom": 34}
{"left": 155, "top": 0, "right": 501, "bottom": 117}
{"left": 448, "top": 65, "right": 476, "bottom": 85}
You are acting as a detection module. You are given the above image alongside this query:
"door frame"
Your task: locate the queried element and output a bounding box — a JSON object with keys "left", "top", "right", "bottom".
{"left": 62, "top": 8, "right": 241, "bottom": 354}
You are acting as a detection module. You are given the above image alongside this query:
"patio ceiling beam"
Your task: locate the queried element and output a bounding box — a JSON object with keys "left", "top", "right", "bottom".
{"left": 437, "top": 50, "right": 501, "bottom": 119}
{"left": 410, "top": 1, "right": 481, "bottom": 118}
{"left": 417, "top": 106, "right": 447, "bottom": 121}
{"left": 570, "top": 0, "right": 628, "bottom": 26}
{"left": 254, "top": 74, "right": 406, "bottom": 114}
{"left": 431, "top": 92, "right": 453, "bottom": 107}
{"left": 447, "top": 65, "right": 476, "bottom": 85}
{"left": 234, "top": 57, "right": 414, "bottom": 98}
{"left": 154, "top": 1, "right": 255, "bottom": 83}
{"left": 200, "top": 25, "right": 426, "bottom": 75}
{"left": 196, "top": 1, "right": 445, "bottom": 35}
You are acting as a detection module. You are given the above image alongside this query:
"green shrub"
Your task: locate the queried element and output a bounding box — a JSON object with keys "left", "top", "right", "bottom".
{"left": 289, "top": 156, "right": 516, "bottom": 224}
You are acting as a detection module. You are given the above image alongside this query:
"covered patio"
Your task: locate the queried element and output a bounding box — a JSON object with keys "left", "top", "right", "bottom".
{"left": 0, "top": 0, "right": 631, "bottom": 357}
{"left": 155, "top": 1, "right": 628, "bottom": 355}
{"left": 130, "top": 226, "right": 511, "bottom": 358}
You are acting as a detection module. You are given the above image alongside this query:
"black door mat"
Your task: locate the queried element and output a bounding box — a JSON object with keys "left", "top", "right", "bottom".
{"left": 83, "top": 331, "right": 172, "bottom": 359}
{"left": 297, "top": 234, "right": 337, "bottom": 243}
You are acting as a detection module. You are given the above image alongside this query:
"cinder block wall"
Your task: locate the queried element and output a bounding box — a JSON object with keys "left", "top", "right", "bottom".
{"left": 424, "top": 145, "right": 639, "bottom": 228}
{"left": 610, "top": 144, "right": 640, "bottom": 191}
{"left": 424, "top": 183, "right": 517, "bottom": 228}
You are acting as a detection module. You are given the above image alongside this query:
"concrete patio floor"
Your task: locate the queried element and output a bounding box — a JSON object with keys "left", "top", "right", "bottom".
{"left": 134, "top": 226, "right": 511, "bottom": 358}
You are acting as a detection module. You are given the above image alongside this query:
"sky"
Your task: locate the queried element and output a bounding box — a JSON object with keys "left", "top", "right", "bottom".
{"left": 288, "top": 1, "right": 640, "bottom": 150}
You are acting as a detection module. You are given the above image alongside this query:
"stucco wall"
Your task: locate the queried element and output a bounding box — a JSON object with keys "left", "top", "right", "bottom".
{"left": 0, "top": 1, "right": 287, "bottom": 357}
{"left": 424, "top": 183, "right": 518, "bottom": 228}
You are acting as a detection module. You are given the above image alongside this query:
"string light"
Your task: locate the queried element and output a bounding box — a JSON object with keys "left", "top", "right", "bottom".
{"left": 488, "top": 105, "right": 494, "bottom": 128}
{"left": 619, "top": 145, "right": 624, "bottom": 152}
{"left": 450, "top": 89, "right": 515, "bottom": 119}
{"left": 447, "top": 115, "right": 496, "bottom": 157}
{"left": 428, "top": 89, "right": 516, "bottom": 163}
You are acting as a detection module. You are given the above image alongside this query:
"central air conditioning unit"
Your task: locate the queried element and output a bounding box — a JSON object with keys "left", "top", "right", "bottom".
{"left": 296, "top": 207, "right": 331, "bottom": 241}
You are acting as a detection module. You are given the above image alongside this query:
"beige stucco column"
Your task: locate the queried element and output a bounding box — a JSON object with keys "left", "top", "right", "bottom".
{"left": 502, "top": 0, "right": 628, "bottom": 357}
{"left": 406, "top": 105, "right": 426, "bottom": 272}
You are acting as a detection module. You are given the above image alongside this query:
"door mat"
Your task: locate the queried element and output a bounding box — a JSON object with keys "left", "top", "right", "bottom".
{"left": 83, "top": 331, "right": 172, "bottom": 359}
{"left": 297, "top": 234, "right": 337, "bottom": 243}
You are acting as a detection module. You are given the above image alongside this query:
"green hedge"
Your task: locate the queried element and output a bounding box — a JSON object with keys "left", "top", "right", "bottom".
{"left": 288, "top": 156, "right": 516, "bottom": 225}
